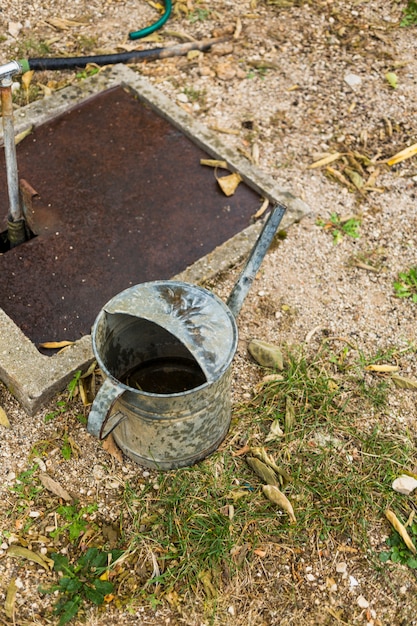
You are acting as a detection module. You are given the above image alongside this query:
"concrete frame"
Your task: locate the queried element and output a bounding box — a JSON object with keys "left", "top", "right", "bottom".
{"left": 0, "top": 64, "right": 309, "bottom": 414}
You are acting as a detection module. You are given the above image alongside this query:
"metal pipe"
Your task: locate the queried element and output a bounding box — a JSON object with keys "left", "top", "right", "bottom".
{"left": 0, "top": 62, "right": 27, "bottom": 246}
{"left": 1, "top": 79, "right": 21, "bottom": 223}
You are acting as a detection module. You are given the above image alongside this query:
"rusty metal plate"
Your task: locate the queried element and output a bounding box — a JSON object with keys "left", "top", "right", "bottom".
{"left": 0, "top": 86, "right": 264, "bottom": 348}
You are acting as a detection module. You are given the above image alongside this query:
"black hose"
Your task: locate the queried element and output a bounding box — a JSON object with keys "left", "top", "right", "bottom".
{"left": 27, "top": 38, "right": 224, "bottom": 72}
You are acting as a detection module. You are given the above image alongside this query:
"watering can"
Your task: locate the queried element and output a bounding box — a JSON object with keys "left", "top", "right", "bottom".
{"left": 87, "top": 203, "right": 286, "bottom": 469}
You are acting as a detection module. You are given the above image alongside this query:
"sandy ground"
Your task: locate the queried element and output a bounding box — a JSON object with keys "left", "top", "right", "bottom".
{"left": 1, "top": 0, "right": 417, "bottom": 624}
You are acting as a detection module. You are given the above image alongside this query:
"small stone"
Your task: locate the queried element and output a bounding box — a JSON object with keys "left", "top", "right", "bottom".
{"left": 8, "top": 21, "right": 23, "bottom": 38}
{"left": 215, "top": 62, "right": 236, "bottom": 81}
{"left": 248, "top": 339, "right": 284, "bottom": 370}
{"left": 336, "top": 562, "right": 347, "bottom": 574}
{"left": 344, "top": 73, "right": 362, "bottom": 89}
{"left": 211, "top": 42, "right": 234, "bottom": 56}
{"left": 357, "top": 595, "right": 369, "bottom": 609}
{"left": 177, "top": 93, "right": 189, "bottom": 103}
{"left": 392, "top": 474, "right": 417, "bottom": 495}
{"left": 349, "top": 575, "right": 359, "bottom": 588}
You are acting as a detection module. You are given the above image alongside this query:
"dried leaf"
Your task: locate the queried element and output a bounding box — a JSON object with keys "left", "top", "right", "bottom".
{"left": 250, "top": 446, "right": 291, "bottom": 486}
{"left": 247, "top": 456, "right": 281, "bottom": 486}
{"left": 262, "top": 484, "right": 296, "bottom": 524}
{"left": 265, "top": 419, "right": 284, "bottom": 442}
{"left": 248, "top": 339, "right": 284, "bottom": 370}
{"left": 260, "top": 374, "right": 284, "bottom": 384}
{"left": 198, "top": 570, "right": 217, "bottom": 598}
{"left": 4, "top": 578, "right": 17, "bottom": 619}
{"left": 253, "top": 548, "right": 267, "bottom": 557}
{"left": 234, "top": 16, "right": 242, "bottom": 39}
{"left": 228, "top": 489, "right": 249, "bottom": 501}
{"left": 252, "top": 142, "right": 260, "bottom": 165}
{"left": 81, "top": 360, "right": 98, "bottom": 378}
{"left": 208, "top": 124, "right": 240, "bottom": 135}
{"left": 391, "top": 374, "right": 417, "bottom": 390}
{"left": 232, "top": 444, "right": 251, "bottom": 457}
{"left": 365, "top": 364, "right": 399, "bottom": 373}
{"left": 7, "top": 545, "right": 53, "bottom": 569}
{"left": 387, "top": 142, "right": 417, "bottom": 166}
{"left": 385, "top": 72, "right": 398, "bottom": 89}
{"left": 0, "top": 406, "right": 11, "bottom": 428}
{"left": 15, "top": 125, "right": 33, "bottom": 145}
{"left": 308, "top": 152, "right": 342, "bottom": 169}
{"left": 46, "top": 17, "right": 87, "bottom": 29}
{"left": 344, "top": 167, "right": 364, "bottom": 189}
{"left": 325, "top": 166, "right": 353, "bottom": 189}
{"left": 39, "top": 472, "right": 73, "bottom": 501}
{"left": 385, "top": 509, "right": 416, "bottom": 554}
{"left": 253, "top": 197, "right": 269, "bottom": 219}
{"left": 38, "top": 340, "right": 74, "bottom": 349}
{"left": 102, "top": 433, "right": 124, "bottom": 463}
{"left": 78, "top": 378, "right": 90, "bottom": 406}
{"left": 285, "top": 397, "right": 295, "bottom": 433}
{"left": 200, "top": 158, "right": 228, "bottom": 168}
{"left": 216, "top": 172, "right": 242, "bottom": 196}
{"left": 21, "top": 70, "right": 34, "bottom": 93}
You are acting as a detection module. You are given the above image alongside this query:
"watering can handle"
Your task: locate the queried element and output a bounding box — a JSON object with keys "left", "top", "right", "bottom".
{"left": 87, "top": 377, "right": 127, "bottom": 439}
{"left": 226, "top": 202, "right": 286, "bottom": 318}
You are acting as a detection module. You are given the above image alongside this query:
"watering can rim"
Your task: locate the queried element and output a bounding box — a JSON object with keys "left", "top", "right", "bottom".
{"left": 92, "top": 279, "right": 239, "bottom": 388}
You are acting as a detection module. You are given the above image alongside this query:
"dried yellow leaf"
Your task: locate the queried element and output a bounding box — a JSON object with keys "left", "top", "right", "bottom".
{"left": 234, "top": 16, "right": 242, "bottom": 39}
{"left": 247, "top": 456, "right": 281, "bottom": 486}
{"left": 253, "top": 197, "right": 269, "bottom": 219}
{"left": 391, "top": 375, "right": 417, "bottom": 390}
{"left": 250, "top": 446, "right": 291, "bottom": 486}
{"left": 5, "top": 578, "right": 17, "bottom": 619}
{"left": 21, "top": 70, "right": 34, "bottom": 92}
{"left": 46, "top": 17, "right": 87, "bottom": 29}
{"left": 102, "top": 433, "right": 123, "bottom": 463}
{"left": 7, "top": 545, "right": 54, "bottom": 569}
{"left": 216, "top": 172, "right": 242, "bottom": 196}
{"left": 285, "top": 397, "right": 295, "bottom": 433}
{"left": 385, "top": 509, "right": 416, "bottom": 554}
{"left": 0, "top": 406, "right": 11, "bottom": 428}
{"left": 325, "top": 166, "right": 353, "bottom": 189}
{"left": 39, "top": 340, "right": 74, "bottom": 349}
{"left": 15, "top": 126, "right": 33, "bottom": 145}
{"left": 345, "top": 167, "right": 364, "bottom": 189}
{"left": 387, "top": 142, "right": 417, "bottom": 166}
{"left": 78, "top": 378, "right": 90, "bottom": 406}
{"left": 39, "top": 472, "right": 73, "bottom": 502}
{"left": 200, "top": 158, "right": 228, "bottom": 168}
{"left": 81, "top": 360, "right": 98, "bottom": 378}
{"left": 365, "top": 364, "right": 399, "bottom": 373}
{"left": 264, "top": 419, "right": 284, "bottom": 442}
{"left": 308, "top": 152, "right": 342, "bottom": 169}
{"left": 262, "top": 484, "right": 296, "bottom": 524}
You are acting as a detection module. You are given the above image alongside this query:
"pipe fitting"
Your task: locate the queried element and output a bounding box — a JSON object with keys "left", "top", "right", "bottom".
{"left": 0, "top": 60, "right": 25, "bottom": 85}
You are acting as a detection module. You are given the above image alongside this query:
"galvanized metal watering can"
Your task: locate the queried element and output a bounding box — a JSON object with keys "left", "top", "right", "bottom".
{"left": 87, "top": 203, "right": 286, "bottom": 469}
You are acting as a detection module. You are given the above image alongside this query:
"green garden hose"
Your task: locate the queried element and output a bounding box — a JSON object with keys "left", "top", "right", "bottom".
{"left": 129, "top": 0, "right": 172, "bottom": 40}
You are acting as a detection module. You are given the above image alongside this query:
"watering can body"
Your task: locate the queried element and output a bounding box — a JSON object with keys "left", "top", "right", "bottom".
{"left": 87, "top": 281, "right": 238, "bottom": 470}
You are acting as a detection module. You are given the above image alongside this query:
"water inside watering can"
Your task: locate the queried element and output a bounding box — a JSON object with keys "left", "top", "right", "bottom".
{"left": 121, "top": 356, "right": 206, "bottom": 394}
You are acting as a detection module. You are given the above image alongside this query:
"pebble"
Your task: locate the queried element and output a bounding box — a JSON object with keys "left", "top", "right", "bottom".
{"left": 336, "top": 562, "right": 347, "bottom": 574}
{"left": 392, "top": 474, "right": 417, "bottom": 495}
{"left": 357, "top": 595, "right": 370, "bottom": 609}
{"left": 344, "top": 73, "right": 362, "bottom": 89}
